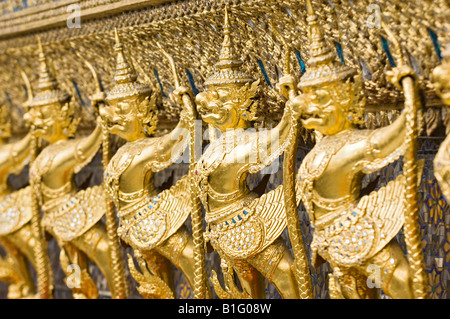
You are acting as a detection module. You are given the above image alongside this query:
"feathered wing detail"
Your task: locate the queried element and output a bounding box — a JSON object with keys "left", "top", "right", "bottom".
{"left": 123, "top": 174, "right": 191, "bottom": 250}
{"left": 248, "top": 182, "right": 304, "bottom": 246}
{"left": 356, "top": 174, "right": 406, "bottom": 255}
{"left": 247, "top": 184, "right": 287, "bottom": 248}
{"left": 358, "top": 159, "right": 423, "bottom": 257}
{"left": 41, "top": 185, "right": 107, "bottom": 241}
{"left": 312, "top": 174, "right": 407, "bottom": 267}
{"left": 157, "top": 174, "right": 191, "bottom": 243}
{"left": 0, "top": 186, "right": 33, "bottom": 236}
{"left": 208, "top": 184, "right": 303, "bottom": 259}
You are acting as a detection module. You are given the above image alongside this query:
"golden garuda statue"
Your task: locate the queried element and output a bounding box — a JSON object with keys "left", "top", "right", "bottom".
{"left": 25, "top": 38, "right": 127, "bottom": 299}
{"left": 0, "top": 87, "right": 36, "bottom": 298}
{"left": 433, "top": 43, "right": 450, "bottom": 201}
{"left": 287, "top": 0, "right": 428, "bottom": 299}
{"left": 99, "top": 29, "right": 203, "bottom": 299}
{"left": 173, "top": 7, "right": 313, "bottom": 299}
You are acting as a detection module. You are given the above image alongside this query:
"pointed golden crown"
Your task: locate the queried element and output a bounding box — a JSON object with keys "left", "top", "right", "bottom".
{"left": 204, "top": 7, "right": 254, "bottom": 88}
{"left": 29, "top": 37, "right": 70, "bottom": 107}
{"left": 105, "top": 29, "right": 152, "bottom": 101}
{"left": 298, "top": 0, "right": 356, "bottom": 89}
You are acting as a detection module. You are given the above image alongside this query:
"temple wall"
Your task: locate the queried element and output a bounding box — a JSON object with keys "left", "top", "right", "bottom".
{"left": 0, "top": 0, "right": 448, "bottom": 299}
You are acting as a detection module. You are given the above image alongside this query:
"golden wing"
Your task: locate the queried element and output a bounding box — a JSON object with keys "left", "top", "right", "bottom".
{"left": 313, "top": 174, "right": 407, "bottom": 267}
{"left": 42, "top": 184, "right": 107, "bottom": 241}
{"left": 356, "top": 174, "right": 406, "bottom": 255}
{"left": 125, "top": 174, "right": 191, "bottom": 250}
{"left": 207, "top": 184, "right": 290, "bottom": 259}
{"left": 246, "top": 184, "right": 289, "bottom": 253}
{"left": 0, "top": 186, "right": 33, "bottom": 236}
{"left": 156, "top": 174, "right": 191, "bottom": 243}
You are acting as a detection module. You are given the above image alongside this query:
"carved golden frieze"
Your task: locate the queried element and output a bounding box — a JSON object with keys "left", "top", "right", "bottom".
{"left": 0, "top": 0, "right": 176, "bottom": 38}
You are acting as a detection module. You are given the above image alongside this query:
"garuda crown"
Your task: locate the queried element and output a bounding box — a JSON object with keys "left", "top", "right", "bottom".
{"left": 28, "top": 37, "right": 71, "bottom": 108}
{"left": 204, "top": 7, "right": 254, "bottom": 88}
{"left": 105, "top": 29, "right": 153, "bottom": 102}
{"left": 298, "top": 0, "right": 357, "bottom": 89}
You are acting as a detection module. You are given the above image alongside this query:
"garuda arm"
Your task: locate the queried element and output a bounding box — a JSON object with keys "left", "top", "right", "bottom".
{"left": 0, "top": 132, "right": 33, "bottom": 187}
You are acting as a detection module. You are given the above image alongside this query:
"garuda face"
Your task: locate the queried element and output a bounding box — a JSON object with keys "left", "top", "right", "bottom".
{"left": 25, "top": 101, "right": 73, "bottom": 143}
{"left": 296, "top": 78, "right": 364, "bottom": 136}
{"left": 100, "top": 94, "right": 155, "bottom": 142}
{"left": 196, "top": 87, "right": 244, "bottom": 131}
{"left": 195, "top": 80, "right": 259, "bottom": 132}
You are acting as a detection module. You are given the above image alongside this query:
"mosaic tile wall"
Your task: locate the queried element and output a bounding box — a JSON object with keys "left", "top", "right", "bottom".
{"left": 0, "top": 136, "right": 448, "bottom": 299}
